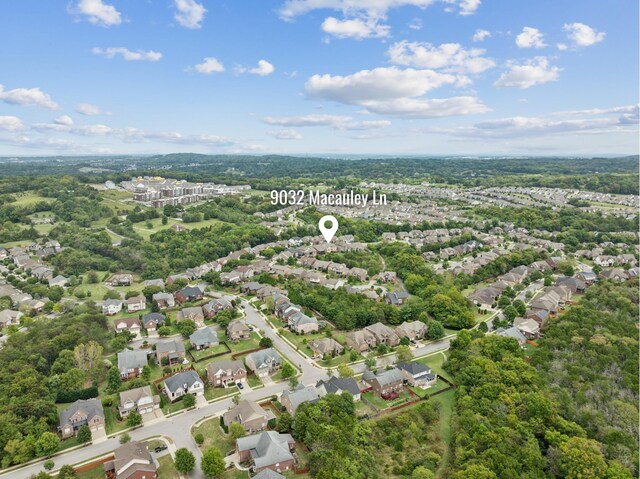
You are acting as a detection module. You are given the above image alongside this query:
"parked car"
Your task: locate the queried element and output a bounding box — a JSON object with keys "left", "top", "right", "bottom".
{"left": 154, "top": 445, "right": 168, "bottom": 453}
{"left": 236, "top": 382, "right": 244, "bottom": 389}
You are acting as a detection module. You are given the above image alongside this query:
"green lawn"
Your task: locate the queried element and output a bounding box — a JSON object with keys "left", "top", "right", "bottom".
{"left": 157, "top": 454, "right": 181, "bottom": 479}
{"left": 11, "top": 191, "right": 52, "bottom": 207}
{"left": 203, "top": 384, "right": 238, "bottom": 402}
{"left": 431, "top": 389, "right": 455, "bottom": 479}
{"left": 361, "top": 391, "right": 389, "bottom": 410}
{"left": 221, "top": 468, "right": 250, "bottom": 479}
{"left": 409, "top": 380, "right": 449, "bottom": 398}
{"left": 75, "top": 465, "right": 106, "bottom": 479}
{"left": 189, "top": 342, "right": 231, "bottom": 362}
{"left": 416, "top": 353, "right": 453, "bottom": 382}
{"left": 191, "top": 417, "right": 236, "bottom": 455}
{"left": 104, "top": 404, "right": 129, "bottom": 434}
{"left": 227, "top": 332, "right": 261, "bottom": 353}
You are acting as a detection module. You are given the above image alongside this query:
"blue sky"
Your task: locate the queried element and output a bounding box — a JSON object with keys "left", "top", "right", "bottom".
{"left": 0, "top": 0, "right": 637, "bottom": 156}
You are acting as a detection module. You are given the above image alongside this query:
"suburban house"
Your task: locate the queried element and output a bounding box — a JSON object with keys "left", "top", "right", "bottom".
{"left": 223, "top": 399, "right": 276, "bottom": 433}
{"left": 245, "top": 348, "right": 282, "bottom": 377}
{"left": 175, "top": 285, "right": 204, "bottom": 304}
{"left": 58, "top": 399, "right": 105, "bottom": 439}
{"left": 156, "top": 339, "right": 186, "bottom": 366}
{"left": 365, "top": 322, "right": 400, "bottom": 347}
{"left": 315, "top": 377, "right": 361, "bottom": 401}
{"left": 308, "top": 338, "right": 344, "bottom": 359}
{"left": 228, "top": 320, "right": 251, "bottom": 342}
{"left": 118, "top": 386, "right": 160, "bottom": 417}
{"left": 395, "top": 321, "right": 427, "bottom": 341}
{"left": 142, "top": 312, "right": 165, "bottom": 331}
{"left": 203, "top": 298, "right": 232, "bottom": 318}
{"left": 189, "top": 327, "right": 219, "bottom": 350}
{"left": 164, "top": 370, "right": 204, "bottom": 401}
{"left": 105, "top": 273, "right": 133, "bottom": 287}
{"left": 206, "top": 359, "right": 247, "bottom": 387}
{"left": 126, "top": 295, "right": 146, "bottom": 313}
{"left": 280, "top": 385, "right": 321, "bottom": 415}
{"left": 496, "top": 326, "right": 527, "bottom": 346}
{"left": 362, "top": 368, "right": 404, "bottom": 398}
{"left": 48, "top": 275, "right": 69, "bottom": 288}
{"left": 177, "top": 306, "right": 205, "bottom": 327}
{"left": 345, "top": 329, "right": 377, "bottom": 352}
{"left": 514, "top": 316, "right": 541, "bottom": 339}
{"left": 0, "top": 309, "right": 22, "bottom": 328}
{"left": 384, "top": 290, "right": 409, "bottom": 305}
{"left": 236, "top": 431, "right": 296, "bottom": 473}
{"left": 103, "top": 441, "right": 157, "bottom": 479}
{"left": 396, "top": 361, "right": 437, "bottom": 388}
{"left": 152, "top": 292, "right": 175, "bottom": 309}
{"left": 102, "top": 299, "right": 123, "bottom": 316}
{"left": 117, "top": 349, "right": 149, "bottom": 379}
{"left": 288, "top": 312, "right": 319, "bottom": 334}
{"left": 114, "top": 317, "right": 142, "bottom": 338}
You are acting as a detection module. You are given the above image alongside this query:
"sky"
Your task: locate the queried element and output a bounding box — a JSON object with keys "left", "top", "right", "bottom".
{"left": 0, "top": 0, "right": 637, "bottom": 156}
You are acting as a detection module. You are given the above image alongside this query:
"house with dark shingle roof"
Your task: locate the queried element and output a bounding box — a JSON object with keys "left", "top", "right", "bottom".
{"left": 396, "top": 361, "right": 437, "bottom": 388}
{"left": 236, "top": 431, "right": 296, "bottom": 473}
{"left": 59, "top": 399, "right": 105, "bottom": 439}
{"left": 189, "top": 327, "right": 218, "bottom": 350}
{"left": 316, "top": 377, "right": 361, "bottom": 401}
{"left": 117, "top": 349, "right": 149, "bottom": 379}
{"left": 164, "top": 370, "right": 204, "bottom": 401}
{"left": 362, "top": 368, "right": 404, "bottom": 397}
{"left": 280, "top": 385, "right": 320, "bottom": 415}
{"left": 156, "top": 339, "right": 186, "bottom": 365}
{"left": 245, "top": 348, "right": 281, "bottom": 377}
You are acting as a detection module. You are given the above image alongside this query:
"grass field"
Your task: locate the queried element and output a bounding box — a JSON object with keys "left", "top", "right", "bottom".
{"left": 75, "top": 465, "right": 106, "bottom": 479}
{"left": 191, "top": 416, "right": 236, "bottom": 455}
{"left": 11, "top": 191, "right": 52, "bottom": 207}
{"left": 432, "top": 389, "right": 455, "bottom": 479}
{"left": 157, "top": 454, "right": 181, "bottom": 479}
{"left": 416, "top": 352, "right": 452, "bottom": 382}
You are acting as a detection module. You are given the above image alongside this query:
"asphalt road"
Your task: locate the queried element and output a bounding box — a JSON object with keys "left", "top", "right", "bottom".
{"left": 0, "top": 300, "right": 451, "bottom": 479}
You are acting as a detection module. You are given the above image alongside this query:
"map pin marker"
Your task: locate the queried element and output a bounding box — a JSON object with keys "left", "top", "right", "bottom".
{"left": 319, "top": 215, "right": 339, "bottom": 243}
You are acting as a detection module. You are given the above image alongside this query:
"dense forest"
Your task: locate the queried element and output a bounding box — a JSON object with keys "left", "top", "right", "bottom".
{"left": 445, "top": 279, "right": 638, "bottom": 478}
{"left": 1, "top": 155, "right": 638, "bottom": 194}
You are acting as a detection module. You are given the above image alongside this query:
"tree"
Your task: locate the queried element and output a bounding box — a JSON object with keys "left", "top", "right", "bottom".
{"left": 259, "top": 337, "right": 273, "bottom": 348}
{"left": 106, "top": 366, "right": 122, "bottom": 394}
{"left": 229, "top": 422, "right": 246, "bottom": 440}
{"left": 57, "top": 465, "right": 77, "bottom": 478}
{"left": 35, "top": 432, "right": 59, "bottom": 457}
{"left": 277, "top": 412, "right": 293, "bottom": 432}
{"left": 503, "top": 305, "right": 518, "bottom": 322}
{"left": 452, "top": 465, "right": 497, "bottom": 479}
{"left": 337, "top": 363, "right": 354, "bottom": 378}
{"left": 126, "top": 411, "right": 142, "bottom": 427}
{"left": 119, "top": 432, "right": 131, "bottom": 444}
{"left": 194, "top": 434, "right": 204, "bottom": 445}
{"left": 43, "top": 460, "right": 55, "bottom": 471}
{"left": 558, "top": 437, "right": 607, "bottom": 479}
{"left": 396, "top": 345, "right": 413, "bottom": 362}
{"left": 73, "top": 341, "right": 103, "bottom": 374}
{"left": 412, "top": 466, "right": 435, "bottom": 479}
{"left": 76, "top": 425, "right": 92, "bottom": 444}
{"left": 183, "top": 393, "right": 196, "bottom": 408}
{"left": 177, "top": 319, "right": 197, "bottom": 338}
{"left": 201, "top": 447, "right": 225, "bottom": 478}
{"left": 174, "top": 448, "right": 196, "bottom": 474}
{"left": 288, "top": 376, "right": 299, "bottom": 388}
{"left": 281, "top": 362, "right": 295, "bottom": 379}
{"left": 427, "top": 320, "right": 445, "bottom": 340}
{"left": 349, "top": 350, "right": 359, "bottom": 361}
{"left": 157, "top": 326, "right": 171, "bottom": 337}
{"left": 364, "top": 357, "right": 376, "bottom": 369}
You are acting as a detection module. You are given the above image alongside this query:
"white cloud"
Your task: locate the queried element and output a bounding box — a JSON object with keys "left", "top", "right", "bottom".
{"left": 408, "top": 18, "right": 422, "bottom": 30}
{"left": 304, "top": 66, "right": 486, "bottom": 117}
{"left": 321, "top": 16, "right": 390, "bottom": 39}
{"left": 54, "top": 115, "right": 74, "bottom": 126}
{"left": 173, "top": 0, "right": 207, "bottom": 29}
{"left": 515, "top": 26, "right": 547, "bottom": 48}
{"left": 563, "top": 22, "right": 605, "bottom": 47}
{"left": 71, "top": 0, "right": 121, "bottom": 27}
{"left": 237, "top": 60, "right": 275, "bottom": 76}
{"left": 76, "top": 103, "right": 108, "bottom": 115}
{"left": 494, "top": 57, "right": 559, "bottom": 89}
{"left": 387, "top": 41, "right": 495, "bottom": 73}
{"left": 191, "top": 57, "right": 225, "bottom": 74}
{"left": 0, "top": 84, "right": 59, "bottom": 109}
{"left": 268, "top": 129, "right": 303, "bottom": 140}
{"left": 556, "top": 43, "right": 568, "bottom": 51}
{"left": 263, "top": 114, "right": 391, "bottom": 130}
{"left": 92, "top": 47, "right": 162, "bottom": 61}
{"left": 456, "top": 0, "right": 480, "bottom": 16}
{"left": 472, "top": 29, "right": 490, "bottom": 42}
{"left": 0, "top": 116, "right": 24, "bottom": 131}
{"left": 430, "top": 104, "right": 639, "bottom": 139}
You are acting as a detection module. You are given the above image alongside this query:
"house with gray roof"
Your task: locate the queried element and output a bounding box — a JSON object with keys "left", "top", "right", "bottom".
{"left": 118, "top": 385, "right": 160, "bottom": 417}
{"left": 245, "top": 348, "right": 281, "bottom": 377}
{"left": 142, "top": 312, "right": 165, "bottom": 331}
{"left": 117, "top": 349, "right": 149, "bottom": 379}
{"left": 189, "top": 327, "right": 219, "bottom": 350}
{"left": 496, "top": 326, "right": 527, "bottom": 345}
{"left": 395, "top": 321, "right": 427, "bottom": 341}
{"left": 236, "top": 431, "right": 296, "bottom": 474}
{"left": 164, "top": 370, "right": 204, "bottom": 401}
{"left": 156, "top": 338, "right": 186, "bottom": 366}
{"left": 59, "top": 399, "right": 105, "bottom": 439}
{"left": 362, "top": 368, "right": 404, "bottom": 398}
{"left": 223, "top": 399, "right": 275, "bottom": 433}
{"left": 396, "top": 361, "right": 437, "bottom": 388}
{"left": 308, "top": 338, "right": 343, "bottom": 359}
{"left": 206, "top": 358, "right": 247, "bottom": 387}
{"left": 280, "top": 385, "right": 320, "bottom": 415}
{"left": 316, "top": 377, "right": 361, "bottom": 401}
